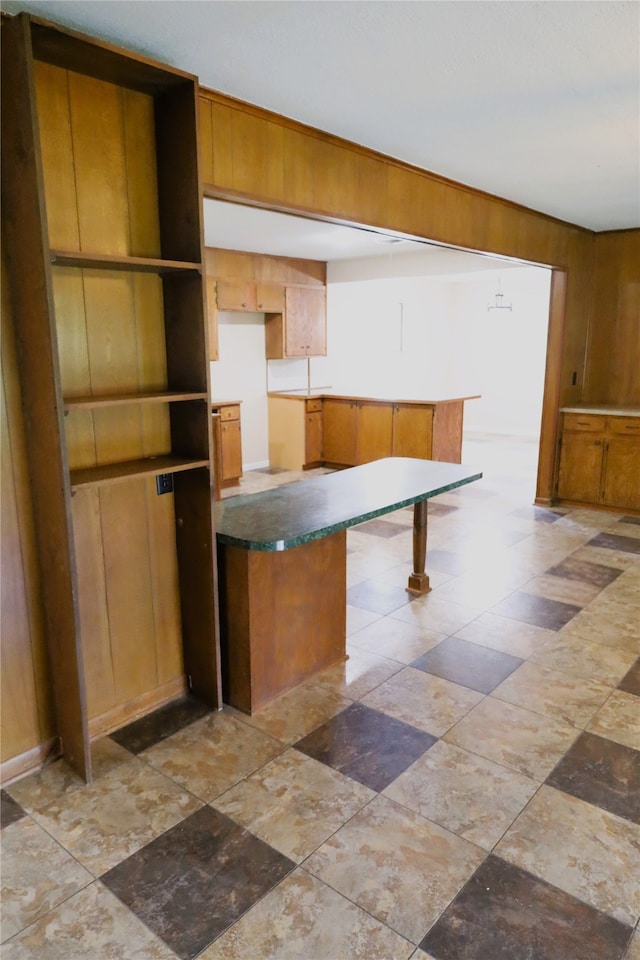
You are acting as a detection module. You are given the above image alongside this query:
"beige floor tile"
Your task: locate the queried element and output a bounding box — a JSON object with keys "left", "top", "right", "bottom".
{"left": 570, "top": 544, "right": 639, "bottom": 571}
{"left": 347, "top": 617, "right": 444, "bottom": 664}
{"left": 213, "top": 748, "right": 375, "bottom": 862}
{"left": 384, "top": 739, "right": 538, "bottom": 850}
{"left": 347, "top": 604, "right": 382, "bottom": 635}
{"left": 561, "top": 603, "right": 640, "bottom": 654}
{"left": 311, "top": 647, "right": 404, "bottom": 700}
{"left": 6, "top": 738, "right": 133, "bottom": 813}
{"left": 234, "top": 682, "right": 352, "bottom": 745}
{"left": 454, "top": 612, "right": 557, "bottom": 659}
{"left": 390, "top": 595, "right": 484, "bottom": 636}
{"left": 623, "top": 929, "right": 640, "bottom": 960}
{"left": 432, "top": 572, "right": 522, "bottom": 609}
{"left": 529, "top": 633, "right": 638, "bottom": 686}
{"left": 199, "top": 869, "right": 414, "bottom": 960}
{"left": 586, "top": 690, "right": 640, "bottom": 750}
{"left": 304, "top": 794, "right": 485, "bottom": 944}
{"left": 0, "top": 881, "right": 176, "bottom": 960}
{"left": 522, "top": 573, "right": 603, "bottom": 606}
{"left": 140, "top": 710, "right": 284, "bottom": 801}
{"left": 492, "top": 660, "right": 613, "bottom": 728}
{"left": 445, "top": 696, "right": 579, "bottom": 780}
{"left": 362, "top": 667, "right": 483, "bottom": 737}
{"left": 496, "top": 785, "right": 640, "bottom": 927}
{"left": 25, "top": 758, "right": 202, "bottom": 876}
{"left": 1, "top": 818, "right": 92, "bottom": 943}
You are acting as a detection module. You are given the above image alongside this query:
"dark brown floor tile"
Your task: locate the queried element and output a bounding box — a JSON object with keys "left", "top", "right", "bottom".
{"left": 355, "top": 518, "right": 412, "bottom": 537}
{"left": 420, "top": 854, "right": 633, "bottom": 960}
{"left": 253, "top": 466, "right": 289, "bottom": 474}
{"left": 619, "top": 515, "right": 640, "bottom": 525}
{"left": 491, "top": 591, "right": 582, "bottom": 631}
{"left": 545, "top": 556, "right": 622, "bottom": 588}
{"left": 449, "top": 485, "right": 495, "bottom": 499}
{"left": 294, "top": 702, "right": 437, "bottom": 792}
{"left": 411, "top": 636, "right": 523, "bottom": 694}
{"left": 510, "top": 506, "right": 563, "bottom": 523}
{"left": 101, "top": 805, "right": 294, "bottom": 960}
{"left": 1, "top": 789, "right": 26, "bottom": 829}
{"left": 586, "top": 532, "right": 640, "bottom": 555}
{"left": 618, "top": 658, "right": 640, "bottom": 696}
{"left": 426, "top": 502, "right": 459, "bottom": 517}
{"left": 546, "top": 731, "right": 640, "bottom": 824}
{"left": 347, "top": 580, "right": 413, "bottom": 615}
{"left": 109, "top": 695, "right": 212, "bottom": 754}
{"left": 424, "top": 549, "right": 468, "bottom": 575}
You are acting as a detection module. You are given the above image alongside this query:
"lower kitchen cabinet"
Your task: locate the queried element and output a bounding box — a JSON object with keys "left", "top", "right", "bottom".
{"left": 556, "top": 411, "right": 640, "bottom": 510}
{"left": 212, "top": 402, "right": 243, "bottom": 495}
{"left": 322, "top": 398, "right": 358, "bottom": 466}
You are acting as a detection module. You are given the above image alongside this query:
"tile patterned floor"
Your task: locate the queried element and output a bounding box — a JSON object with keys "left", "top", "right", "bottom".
{"left": 2, "top": 434, "right": 639, "bottom": 959}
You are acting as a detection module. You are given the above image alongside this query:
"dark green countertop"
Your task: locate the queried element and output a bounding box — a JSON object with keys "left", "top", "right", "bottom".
{"left": 214, "top": 457, "right": 482, "bottom": 551}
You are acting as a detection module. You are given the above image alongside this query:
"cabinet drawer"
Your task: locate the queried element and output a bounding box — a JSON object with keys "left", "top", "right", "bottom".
{"left": 562, "top": 413, "right": 606, "bottom": 432}
{"left": 608, "top": 417, "right": 640, "bottom": 436}
{"left": 217, "top": 405, "right": 240, "bottom": 421}
{"left": 306, "top": 398, "right": 322, "bottom": 413}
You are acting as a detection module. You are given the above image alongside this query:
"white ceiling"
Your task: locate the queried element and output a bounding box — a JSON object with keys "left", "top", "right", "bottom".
{"left": 3, "top": 0, "right": 639, "bottom": 233}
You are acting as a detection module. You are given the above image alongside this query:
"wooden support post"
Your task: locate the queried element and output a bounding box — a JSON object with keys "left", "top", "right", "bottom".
{"left": 407, "top": 498, "right": 431, "bottom": 595}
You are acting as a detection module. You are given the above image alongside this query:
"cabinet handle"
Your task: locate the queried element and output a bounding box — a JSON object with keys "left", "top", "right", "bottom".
{"left": 594, "top": 440, "right": 601, "bottom": 445}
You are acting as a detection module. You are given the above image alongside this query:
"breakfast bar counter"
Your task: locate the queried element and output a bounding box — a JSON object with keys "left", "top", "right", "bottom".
{"left": 214, "top": 458, "right": 482, "bottom": 713}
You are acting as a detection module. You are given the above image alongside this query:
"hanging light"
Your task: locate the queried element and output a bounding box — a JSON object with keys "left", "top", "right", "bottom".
{"left": 488, "top": 277, "right": 512, "bottom": 311}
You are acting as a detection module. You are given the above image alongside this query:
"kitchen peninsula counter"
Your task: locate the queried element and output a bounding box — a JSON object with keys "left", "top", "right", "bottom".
{"left": 215, "top": 458, "right": 482, "bottom": 714}
{"left": 267, "top": 390, "right": 480, "bottom": 470}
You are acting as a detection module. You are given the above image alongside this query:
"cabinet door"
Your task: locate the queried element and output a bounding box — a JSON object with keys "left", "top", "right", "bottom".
{"left": 323, "top": 399, "right": 357, "bottom": 466}
{"left": 356, "top": 402, "right": 393, "bottom": 465}
{"left": 556, "top": 433, "right": 604, "bottom": 503}
{"left": 284, "top": 286, "right": 327, "bottom": 357}
{"left": 216, "top": 280, "right": 257, "bottom": 312}
{"left": 392, "top": 404, "right": 433, "bottom": 459}
{"left": 220, "top": 419, "right": 243, "bottom": 482}
{"left": 205, "top": 276, "right": 219, "bottom": 361}
{"left": 602, "top": 437, "right": 640, "bottom": 509}
{"left": 256, "top": 283, "right": 284, "bottom": 312}
{"left": 305, "top": 287, "right": 327, "bottom": 356}
{"left": 305, "top": 411, "right": 323, "bottom": 465}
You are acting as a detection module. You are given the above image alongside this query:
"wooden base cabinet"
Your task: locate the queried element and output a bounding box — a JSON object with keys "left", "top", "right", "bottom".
{"left": 2, "top": 13, "right": 221, "bottom": 781}
{"left": 212, "top": 403, "right": 243, "bottom": 494}
{"left": 269, "top": 394, "right": 472, "bottom": 471}
{"left": 556, "top": 413, "right": 640, "bottom": 510}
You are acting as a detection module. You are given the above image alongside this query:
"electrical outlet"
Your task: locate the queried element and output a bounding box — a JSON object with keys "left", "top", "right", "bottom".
{"left": 156, "top": 473, "right": 173, "bottom": 495}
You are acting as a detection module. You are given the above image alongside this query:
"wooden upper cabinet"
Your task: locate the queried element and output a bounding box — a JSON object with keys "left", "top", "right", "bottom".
{"left": 256, "top": 283, "right": 284, "bottom": 312}
{"left": 267, "top": 285, "right": 326, "bottom": 359}
{"left": 216, "top": 280, "right": 257, "bottom": 311}
{"left": 205, "top": 276, "right": 219, "bottom": 360}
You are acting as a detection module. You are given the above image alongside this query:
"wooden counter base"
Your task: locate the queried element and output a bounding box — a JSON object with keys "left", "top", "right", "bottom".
{"left": 217, "top": 531, "right": 347, "bottom": 714}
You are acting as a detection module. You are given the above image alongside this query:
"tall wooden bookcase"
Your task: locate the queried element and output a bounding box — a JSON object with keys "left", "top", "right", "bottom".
{"left": 1, "top": 13, "right": 221, "bottom": 782}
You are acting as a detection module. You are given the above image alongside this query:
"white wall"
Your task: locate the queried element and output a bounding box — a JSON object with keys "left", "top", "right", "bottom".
{"left": 211, "top": 264, "right": 552, "bottom": 469}
{"left": 210, "top": 312, "right": 270, "bottom": 470}
{"left": 323, "top": 264, "right": 551, "bottom": 438}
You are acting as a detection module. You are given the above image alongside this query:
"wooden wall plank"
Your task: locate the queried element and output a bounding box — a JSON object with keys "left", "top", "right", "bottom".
{"left": 68, "top": 71, "right": 129, "bottom": 254}
{"left": 145, "top": 480, "right": 184, "bottom": 685}
{"left": 71, "top": 488, "right": 114, "bottom": 718}
{"left": 122, "top": 88, "right": 161, "bottom": 258}
{"left": 33, "top": 61, "right": 79, "bottom": 250}
{"left": 100, "top": 481, "right": 158, "bottom": 703}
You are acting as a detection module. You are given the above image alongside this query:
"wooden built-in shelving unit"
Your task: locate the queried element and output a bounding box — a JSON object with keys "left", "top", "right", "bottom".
{"left": 1, "top": 12, "right": 222, "bottom": 782}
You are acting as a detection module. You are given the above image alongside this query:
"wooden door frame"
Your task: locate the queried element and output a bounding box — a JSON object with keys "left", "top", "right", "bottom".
{"left": 203, "top": 190, "right": 566, "bottom": 504}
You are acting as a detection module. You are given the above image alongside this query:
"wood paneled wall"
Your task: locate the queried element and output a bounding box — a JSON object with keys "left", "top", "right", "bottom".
{"left": 1, "top": 17, "right": 638, "bottom": 779}
{"left": 584, "top": 230, "right": 640, "bottom": 406}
